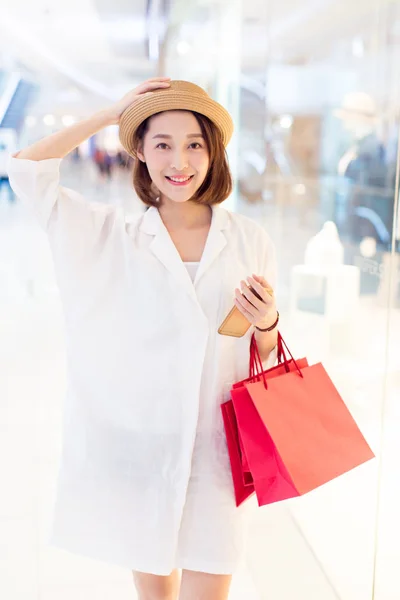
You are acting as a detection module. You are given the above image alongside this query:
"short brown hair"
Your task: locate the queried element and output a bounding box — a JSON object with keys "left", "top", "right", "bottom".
{"left": 130, "top": 111, "right": 233, "bottom": 207}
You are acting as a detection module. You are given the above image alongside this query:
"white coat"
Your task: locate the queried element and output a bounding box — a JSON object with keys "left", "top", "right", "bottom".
{"left": 7, "top": 155, "right": 277, "bottom": 575}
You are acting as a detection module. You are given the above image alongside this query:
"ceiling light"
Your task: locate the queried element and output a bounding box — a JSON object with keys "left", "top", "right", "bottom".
{"left": 25, "top": 116, "right": 37, "bottom": 127}
{"left": 360, "top": 237, "right": 376, "bottom": 258}
{"left": 280, "top": 115, "right": 294, "bottom": 129}
{"left": 293, "top": 184, "right": 306, "bottom": 195}
{"left": 43, "top": 114, "right": 56, "bottom": 126}
{"left": 177, "top": 41, "right": 191, "bottom": 56}
{"left": 62, "top": 115, "right": 76, "bottom": 127}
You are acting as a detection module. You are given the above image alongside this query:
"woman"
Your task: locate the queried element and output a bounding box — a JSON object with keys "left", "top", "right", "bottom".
{"left": 8, "top": 78, "right": 279, "bottom": 600}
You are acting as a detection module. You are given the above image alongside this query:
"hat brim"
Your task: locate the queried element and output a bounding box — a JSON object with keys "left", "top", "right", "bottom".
{"left": 118, "top": 88, "right": 234, "bottom": 157}
{"left": 333, "top": 107, "right": 378, "bottom": 122}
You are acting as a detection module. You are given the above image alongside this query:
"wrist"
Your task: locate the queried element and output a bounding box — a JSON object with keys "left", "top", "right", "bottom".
{"left": 98, "top": 108, "right": 120, "bottom": 127}
{"left": 255, "top": 310, "right": 279, "bottom": 332}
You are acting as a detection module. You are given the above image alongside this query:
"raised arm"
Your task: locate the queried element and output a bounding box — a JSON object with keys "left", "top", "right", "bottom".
{"left": 16, "top": 110, "right": 115, "bottom": 161}
{"left": 15, "top": 77, "right": 171, "bottom": 161}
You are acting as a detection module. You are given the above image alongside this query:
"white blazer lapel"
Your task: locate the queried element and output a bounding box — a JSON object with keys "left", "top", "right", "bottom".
{"left": 194, "top": 205, "right": 229, "bottom": 285}
{"left": 139, "top": 205, "right": 230, "bottom": 296}
{"left": 140, "top": 207, "right": 197, "bottom": 301}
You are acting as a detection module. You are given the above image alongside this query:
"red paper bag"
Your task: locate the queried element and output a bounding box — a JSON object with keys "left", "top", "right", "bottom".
{"left": 236, "top": 333, "right": 375, "bottom": 506}
{"left": 221, "top": 334, "right": 308, "bottom": 506}
{"left": 221, "top": 400, "right": 255, "bottom": 507}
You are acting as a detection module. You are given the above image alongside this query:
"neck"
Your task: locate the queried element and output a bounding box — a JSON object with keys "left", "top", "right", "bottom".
{"left": 158, "top": 199, "right": 212, "bottom": 231}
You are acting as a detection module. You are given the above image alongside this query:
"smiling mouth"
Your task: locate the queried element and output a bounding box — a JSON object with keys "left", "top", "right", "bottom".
{"left": 165, "top": 175, "right": 195, "bottom": 186}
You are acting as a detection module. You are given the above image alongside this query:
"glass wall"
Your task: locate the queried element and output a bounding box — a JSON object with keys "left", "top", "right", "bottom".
{"left": 167, "top": 0, "right": 400, "bottom": 598}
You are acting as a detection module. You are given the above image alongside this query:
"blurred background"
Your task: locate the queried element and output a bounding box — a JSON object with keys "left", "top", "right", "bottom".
{"left": 1, "top": 0, "right": 399, "bottom": 599}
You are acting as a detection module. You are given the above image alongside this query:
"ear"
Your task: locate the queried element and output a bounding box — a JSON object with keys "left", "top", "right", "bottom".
{"left": 136, "top": 148, "right": 146, "bottom": 163}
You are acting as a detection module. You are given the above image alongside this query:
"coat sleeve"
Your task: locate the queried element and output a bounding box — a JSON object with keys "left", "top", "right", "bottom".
{"left": 7, "top": 154, "right": 122, "bottom": 293}
{"left": 7, "top": 154, "right": 119, "bottom": 232}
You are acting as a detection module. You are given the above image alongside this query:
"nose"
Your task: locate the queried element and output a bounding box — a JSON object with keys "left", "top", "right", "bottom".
{"left": 170, "top": 150, "right": 188, "bottom": 171}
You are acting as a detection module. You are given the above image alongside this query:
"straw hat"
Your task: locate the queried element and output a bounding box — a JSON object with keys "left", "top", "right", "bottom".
{"left": 334, "top": 92, "right": 378, "bottom": 123}
{"left": 118, "top": 80, "right": 234, "bottom": 157}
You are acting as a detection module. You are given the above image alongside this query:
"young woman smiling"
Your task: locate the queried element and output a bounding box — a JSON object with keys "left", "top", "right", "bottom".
{"left": 8, "top": 78, "right": 279, "bottom": 600}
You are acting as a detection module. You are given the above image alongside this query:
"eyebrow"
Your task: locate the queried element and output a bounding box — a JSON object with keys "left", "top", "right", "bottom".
{"left": 151, "top": 133, "right": 204, "bottom": 139}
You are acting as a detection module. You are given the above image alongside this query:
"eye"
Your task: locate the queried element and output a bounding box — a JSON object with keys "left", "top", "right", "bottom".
{"left": 189, "top": 142, "right": 202, "bottom": 149}
{"left": 156, "top": 143, "right": 169, "bottom": 149}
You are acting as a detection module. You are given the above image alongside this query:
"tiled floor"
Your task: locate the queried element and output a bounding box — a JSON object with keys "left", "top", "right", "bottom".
{"left": 1, "top": 159, "right": 399, "bottom": 599}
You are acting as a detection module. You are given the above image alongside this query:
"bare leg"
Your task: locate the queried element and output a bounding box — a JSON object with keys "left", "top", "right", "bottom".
{"left": 132, "top": 568, "right": 181, "bottom": 600}
{"left": 178, "top": 570, "right": 232, "bottom": 600}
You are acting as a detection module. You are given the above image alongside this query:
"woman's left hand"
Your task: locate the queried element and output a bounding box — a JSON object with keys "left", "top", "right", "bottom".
{"left": 234, "top": 274, "right": 277, "bottom": 329}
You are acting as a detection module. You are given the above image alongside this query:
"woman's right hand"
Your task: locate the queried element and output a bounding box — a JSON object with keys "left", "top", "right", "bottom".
{"left": 106, "top": 78, "right": 171, "bottom": 125}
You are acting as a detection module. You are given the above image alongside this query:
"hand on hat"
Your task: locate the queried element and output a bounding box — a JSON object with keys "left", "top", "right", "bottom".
{"left": 107, "top": 78, "right": 171, "bottom": 125}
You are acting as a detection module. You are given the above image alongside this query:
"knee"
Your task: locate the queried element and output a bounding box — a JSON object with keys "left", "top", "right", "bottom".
{"left": 133, "top": 569, "right": 180, "bottom": 600}
{"left": 137, "top": 593, "right": 176, "bottom": 600}
{"left": 136, "top": 587, "right": 177, "bottom": 600}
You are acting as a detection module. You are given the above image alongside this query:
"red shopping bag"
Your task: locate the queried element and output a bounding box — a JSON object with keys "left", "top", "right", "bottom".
{"left": 221, "top": 335, "right": 308, "bottom": 506}
{"left": 234, "top": 333, "right": 375, "bottom": 506}
{"left": 234, "top": 335, "right": 308, "bottom": 474}
{"left": 221, "top": 400, "right": 255, "bottom": 506}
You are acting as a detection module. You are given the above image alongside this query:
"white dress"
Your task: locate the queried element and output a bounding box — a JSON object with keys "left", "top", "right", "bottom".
{"left": 7, "top": 155, "right": 278, "bottom": 575}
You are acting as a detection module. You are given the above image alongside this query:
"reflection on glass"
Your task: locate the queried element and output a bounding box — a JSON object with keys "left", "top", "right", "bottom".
{"left": 233, "top": 1, "right": 400, "bottom": 599}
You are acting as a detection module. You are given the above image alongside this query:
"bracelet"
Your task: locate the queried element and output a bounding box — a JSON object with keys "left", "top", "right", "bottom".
{"left": 255, "top": 311, "right": 279, "bottom": 332}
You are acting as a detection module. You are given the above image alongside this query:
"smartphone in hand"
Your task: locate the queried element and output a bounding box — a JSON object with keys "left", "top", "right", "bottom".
{"left": 218, "top": 286, "right": 264, "bottom": 337}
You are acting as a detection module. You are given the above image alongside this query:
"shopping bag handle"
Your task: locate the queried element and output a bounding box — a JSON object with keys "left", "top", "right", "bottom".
{"left": 252, "top": 331, "right": 291, "bottom": 372}
{"left": 278, "top": 335, "right": 304, "bottom": 379}
{"left": 250, "top": 331, "right": 304, "bottom": 389}
{"left": 277, "top": 335, "right": 291, "bottom": 371}
{"left": 249, "top": 334, "right": 264, "bottom": 378}
{"left": 249, "top": 334, "right": 268, "bottom": 388}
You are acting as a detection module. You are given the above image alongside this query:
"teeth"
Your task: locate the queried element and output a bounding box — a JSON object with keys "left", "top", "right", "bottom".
{"left": 169, "top": 176, "right": 191, "bottom": 182}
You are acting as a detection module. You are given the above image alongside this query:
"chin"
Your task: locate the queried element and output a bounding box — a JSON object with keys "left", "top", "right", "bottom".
{"left": 161, "top": 193, "right": 193, "bottom": 204}
{"left": 159, "top": 183, "right": 203, "bottom": 204}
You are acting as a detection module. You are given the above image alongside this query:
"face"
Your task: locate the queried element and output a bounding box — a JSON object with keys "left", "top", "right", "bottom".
{"left": 137, "top": 110, "right": 210, "bottom": 204}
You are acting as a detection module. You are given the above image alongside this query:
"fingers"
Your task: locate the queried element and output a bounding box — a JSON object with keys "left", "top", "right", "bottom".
{"left": 117, "top": 79, "right": 171, "bottom": 118}
{"left": 246, "top": 278, "right": 269, "bottom": 303}
{"left": 238, "top": 282, "right": 265, "bottom": 312}
{"left": 251, "top": 273, "right": 268, "bottom": 287}
{"left": 234, "top": 291, "right": 258, "bottom": 320}
{"left": 251, "top": 274, "right": 274, "bottom": 296}
{"left": 234, "top": 274, "right": 276, "bottom": 325}
{"left": 136, "top": 79, "right": 171, "bottom": 94}
{"left": 235, "top": 281, "right": 267, "bottom": 317}
{"left": 144, "top": 79, "right": 171, "bottom": 88}
{"left": 244, "top": 278, "right": 274, "bottom": 308}
{"left": 252, "top": 273, "right": 272, "bottom": 290}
